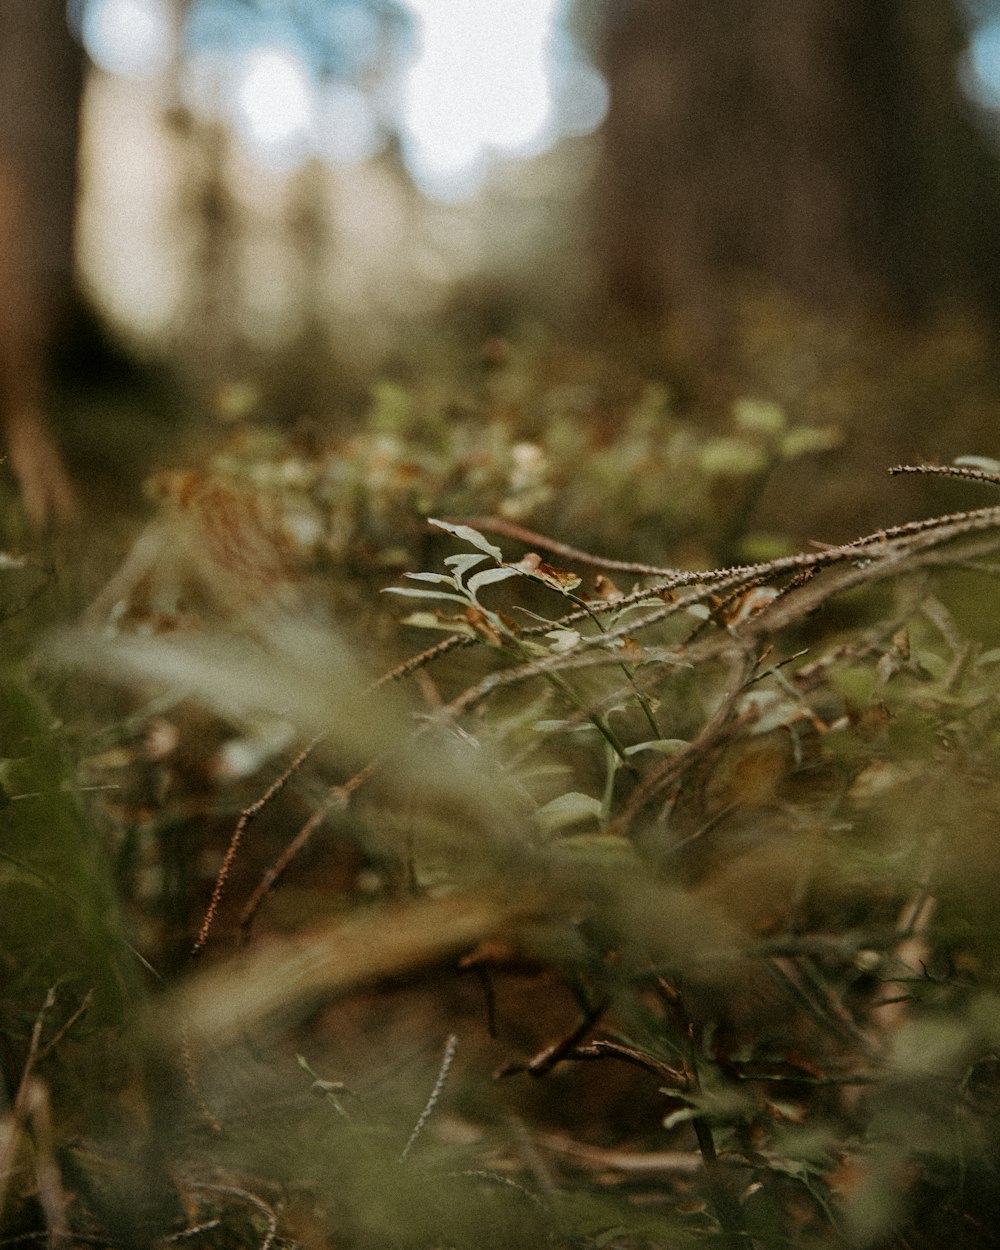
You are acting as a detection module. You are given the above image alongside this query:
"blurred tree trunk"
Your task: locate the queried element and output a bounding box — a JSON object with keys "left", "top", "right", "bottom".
{"left": 0, "top": 0, "right": 84, "bottom": 522}
{"left": 593, "top": 0, "right": 1000, "bottom": 339}
{"left": 0, "top": 0, "right": 83, "bottom": 309}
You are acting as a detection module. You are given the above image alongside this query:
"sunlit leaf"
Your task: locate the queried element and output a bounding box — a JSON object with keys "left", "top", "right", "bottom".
{"left": 400, "top": 612, "right": 476, "bottom": 637}
{"left": 443, "top": 552, "right": 491, "bottom": 577}
{"left": 404, "top": 571, "right": 457, "bottom": 585}
{"left": 428, "top": 518, "right": 504, "bottom": 560}
{"left": 381, "top": 586, "right": 470, "bottom": 604}
{"left": 466, "top": 565, "right": 522, "bottom": 597}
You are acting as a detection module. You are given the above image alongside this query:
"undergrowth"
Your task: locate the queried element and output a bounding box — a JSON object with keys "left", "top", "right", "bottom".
{"left": 4, "top": 355, "right": 1000, "bottom": 1248}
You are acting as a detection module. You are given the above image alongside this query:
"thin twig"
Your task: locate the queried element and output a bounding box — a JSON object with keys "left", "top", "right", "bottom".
{"left": 889, "top": 463, "right": 1000, "bottom": 488}
{"left": 35, "top": 991, "right": 93, "bottom": 1066}
{"left": 399, "top": 1034, "right": 459, "bottom": 1163}
{"left": 191, "top": 736, "right": 321, "bottom": 957}
{"left": 446, "top": 515, "right": 681, "bottom": 576}
{"left": 237, "top": 760, "right": 378, "bottom": 936}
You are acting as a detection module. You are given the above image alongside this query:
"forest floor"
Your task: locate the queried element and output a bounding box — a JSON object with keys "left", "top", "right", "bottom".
{"left": 4, "top": 324, "right": 1000, "bottom": 1248}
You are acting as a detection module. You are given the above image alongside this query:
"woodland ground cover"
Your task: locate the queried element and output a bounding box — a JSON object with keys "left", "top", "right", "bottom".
{"left": 4, "top": 336, "right": 1000, "bottom": 1248}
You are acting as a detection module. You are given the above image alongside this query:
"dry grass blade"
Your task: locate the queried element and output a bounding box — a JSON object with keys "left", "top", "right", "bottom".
{"left": 161, "top": 891, "right": 546, "bottom": 1049}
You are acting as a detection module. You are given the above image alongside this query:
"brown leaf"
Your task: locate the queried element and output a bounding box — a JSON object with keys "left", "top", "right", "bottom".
{"left": 514, "top": 552, "right": 582, "bottom": 592}
{"left": 463, "top": 605, "right": 505, "bottom": 646}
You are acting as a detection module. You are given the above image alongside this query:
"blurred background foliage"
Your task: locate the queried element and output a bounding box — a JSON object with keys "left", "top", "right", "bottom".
{"left": 6, "top": 2, "right": 1000, "bottom": 1247}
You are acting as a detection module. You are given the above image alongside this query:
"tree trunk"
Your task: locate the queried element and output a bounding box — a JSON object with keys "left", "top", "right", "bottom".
{"left": 0, "top": 0, "right": 83, "bottom": 524}
{"left": 593, "top": 0, "right": 1000, "bottom": 333}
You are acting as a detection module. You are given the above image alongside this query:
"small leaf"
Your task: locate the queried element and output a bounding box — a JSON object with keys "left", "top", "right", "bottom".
{"left": 428, "top": 518, "right": 504, "bottom": 560}
{"left": 533, "top": 562, "right": 582, "bottom": 593}
{"left": 399, "top": 612, "right": 476, "bottom": 637}
{"left": 382, "top": 586, "right": 470, "bottom": 604}
{"left": 954, "top": 454, "right": 1000, "bottom": 472}
{"left": 513, "top": 552, "right": 582, "bottom": 592}
{"left": 467, "top": 565, "right": 522, "bottom": 597}
{"left": 404, "top": 571, "right": 456, "bottom": 584}
{"left": 624, "top": 738, "right": 688, "bottom": 757}
{"left": 545, "top": 629, "right": 581, "bottom": 652}
{"left": 537, "top": 791, "right": 603, "bottom": 832}
{"left": 443, "top": 552, "right": 491, "bottom": 577}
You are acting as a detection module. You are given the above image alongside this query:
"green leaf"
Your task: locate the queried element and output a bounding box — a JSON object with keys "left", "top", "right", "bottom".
{"left": 399, "top": 612, "right": 476, "bottom": 637}
{"left": 623, "top": 738, "right": 688, "bottom": 757}
{"left": 443, "top": 552, "right": 491, "bottom": 578}
{"left": 381, "top": 587, "right": 470, "bottom": 605}
{"left": 428, "top": 518, "right": 504, "bottom": 560}
{"left": 537, "top": 791, "right": 603, "bottom": 832}
{"left": 466, "top": 565, "right": 522, "bottom": 597}
{"left": 403, "top": 572, "right": 456, "bottom": 585}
